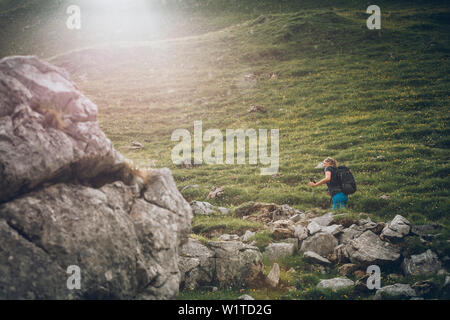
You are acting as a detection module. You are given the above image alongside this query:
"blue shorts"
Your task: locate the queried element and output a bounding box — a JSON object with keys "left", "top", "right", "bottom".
{"left": 332, "top": 192, "right": 348, "bottom": 210}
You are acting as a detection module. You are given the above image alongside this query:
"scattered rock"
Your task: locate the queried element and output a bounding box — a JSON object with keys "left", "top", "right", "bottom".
{"left": 237, "top": 294, "right": 255, "bottom": 300}
{"left": 307, "top": 221, "right": 322, "bottom": 235}
{"left": 190, "top": 201, "right": 218, "bottom": 215}
{"left": 337, "top": 224, "right": 365, "bottom": 244}
{"left": 374, "top": 284, "right": 417, "bottom": 300}
{"left": 345, "top": 230, "right": 400, "bottom": 267}
{"left": 294, "top": 224, "right": 308, "bottom": 241}
{"left": 304, "top": 251, "right": 331, "bottom": 265}
{"left": 317, "top": 277, "right": 354, "bottom": 290}
{"left": 265, "top": 242, "right": 295, "bottom": 261}
{"left": 241, "top": 230, "right": 256, "bottom": 243}
{"left": 381, "top": 215, "right": 411, "bottom": 241}
{"left": 248, "top": 104, "right": 267, "bottom": 114}
{"left": 300, "top": 232, "right": 338, "bottom": 257}
{"left": 311, "top": 212, "right": 334, "bottom": 226}
{"left": 131, "top": 141, "right": 144, "bottom": 149}
{"left": 207, "top": 186, "right": 225, "bottom": 200}
{"left": 379, "top": 195, "right": 390, "bottom": 200}
{"left": 269, "top": 219, "right": 295, "bottom": 240}
{"left": 402, "top": 249, "right": 442, "bottom": 276}
{"left": 321, "top": 224, "right": 344, "bottom": 236}
{"left": 266, "top": 263, "right": 280, "bottom": 288}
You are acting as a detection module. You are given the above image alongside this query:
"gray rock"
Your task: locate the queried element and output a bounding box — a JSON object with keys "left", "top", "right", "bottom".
{"left": 266, "top": 263, "right": 280, "bottom": 288}
{"left": 237, "top": 294, "right": 255, "bottom": 300}
{"left": 321, "top": 224, "right": 344, "bottom": 236}
{"left": 345, "top": 230, "right": 400, "bottom": 267}
{"left": 337, "top": 224, "right": 365, "bottom": 244}
{"left": 0, "top": 56, "right": 193, "bottom": 300}
{"left": 311, "top": 212, "right": 334, "bottom": 226}
{"left": 300, "top": 232, "right": 338, "bottom": 257}
{"left": 374, "top": 284, "right": 417, "bottom": 300}
{"left": 381, "top": 215, "right": 411, "bottom": 241}
{"left": 179, "top": 238, "right": 215, "bottom": 290}
{"left": 190, "top": 201, "right": 218, "bottom": 215}
{"left": 282, "top": 238, "right": 299, "bottom": 251}
{"left": 307, "top": 221, "right": 322, "bottom": 235}
{"left": 402, "top": 250, "right": 442, "bottom": 276}
{"left": 0, "top": 56, "right": 128, "bottom": 203}
{"left": 180, "top": 240, "right": 264, "bottom": 290}
{"left": 317, "top": 277, "right": 354, "bottom": 290}
{"left": 208, "top": 241, "right": 264, "bottom": 288}
{"left": 218, "top": 234, "right": 240, "bottom": 241}
{"left": 265, "top": 242, "right": 295, "bottom": 260}
{"left": 1, "top": 171, "right": 192, "bottom": 300}
{"left": 303, "top": 251, "right": 331, "bottom": 265}
{"left": 294, "top": 224, "right": 308, "bottom": 241}
{"left": 241, "top": 230, "right": 256, "bottom": 243}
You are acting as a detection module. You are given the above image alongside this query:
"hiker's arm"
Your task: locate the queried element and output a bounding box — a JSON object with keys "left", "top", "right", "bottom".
{"left": 308, "top": 171, "right": 331, "bottom": 187}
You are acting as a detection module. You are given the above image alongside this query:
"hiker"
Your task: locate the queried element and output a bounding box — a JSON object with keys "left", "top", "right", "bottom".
{"left": 308, "top": 157, "right": 349, "bottom": 209}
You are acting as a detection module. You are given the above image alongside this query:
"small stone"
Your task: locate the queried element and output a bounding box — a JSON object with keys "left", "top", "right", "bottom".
{"left": 237, "top": 294, "right": 255, "bottom": 300}
{"left": 317, "top": 277, "right": 354, "bottom": 290}
{"left": 304, "top": 251, "right": 331, "bottom": 265}
{"left": 266, "top": 263, "right": 280, "bottom": 288}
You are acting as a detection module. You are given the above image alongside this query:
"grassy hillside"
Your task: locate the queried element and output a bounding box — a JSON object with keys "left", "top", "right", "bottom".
{"left": 42, "top": 1, "right": 450, "bottom": 225}
{"left": 1, "top": 0, "right": 449, "bottom": 299}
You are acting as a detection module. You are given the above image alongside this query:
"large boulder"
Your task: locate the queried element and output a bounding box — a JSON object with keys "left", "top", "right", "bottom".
{"left": 344, "top": 230, "right": 400, "bottom": 267}
{"left": 0, "top": 56, "right": 193, "bottom": 299}
{"left": 401, "top": 250, "right": 442, "bottom": 276}
{"left": 0, "top": 56, "right": 128, "bottom": 203}
{"left": 300, "top": 232, "right": 338, "bottom": 257}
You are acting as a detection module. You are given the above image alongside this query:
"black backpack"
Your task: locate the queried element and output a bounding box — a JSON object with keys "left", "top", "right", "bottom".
{"left": 336, "top": 166, "right": 357, "bottom": 195}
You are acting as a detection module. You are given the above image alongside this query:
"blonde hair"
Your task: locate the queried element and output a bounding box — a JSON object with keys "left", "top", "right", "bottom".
{"left": 324, "top": 157, "right": 338, "bottom": 167}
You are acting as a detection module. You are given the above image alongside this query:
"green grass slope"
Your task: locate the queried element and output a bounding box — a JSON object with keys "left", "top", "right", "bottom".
{"left": 46, "top": 2, "right": 449, "bottom": 226}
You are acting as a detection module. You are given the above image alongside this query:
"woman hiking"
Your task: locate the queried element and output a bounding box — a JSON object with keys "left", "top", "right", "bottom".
{"left": 308, "top": 157, "right": 348, "bottom": 210}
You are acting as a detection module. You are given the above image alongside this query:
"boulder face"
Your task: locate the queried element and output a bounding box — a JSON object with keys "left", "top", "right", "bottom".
{"left": 344, "top": 230, "right": 400, "bottom": 267}
{"left": 179, "top": 239, "right": 264, "bottom": 289}
{"left": 0, "top": 56, "right": 193, "bottom": 299}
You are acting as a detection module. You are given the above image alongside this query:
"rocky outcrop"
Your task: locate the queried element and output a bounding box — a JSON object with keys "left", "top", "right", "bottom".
{"left": 344, "top": 230, "right": 401, "bottom": 267}
{"left": 0, "top": 56, "right": 193, "bottom": 299}
{"left": 178, "top": 239, "right": 264, "bottom": 290}
{"left": 381, "top": 215, "right": 411, "bottom": 241}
